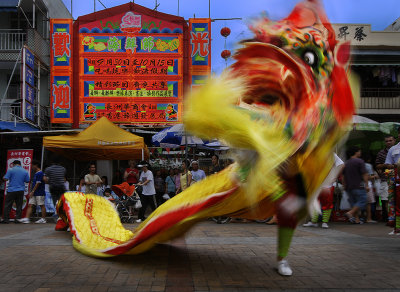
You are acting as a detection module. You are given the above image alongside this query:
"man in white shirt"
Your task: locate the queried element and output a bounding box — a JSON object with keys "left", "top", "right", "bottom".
{"left": 136, "top": 161, "right": 156, "bottom": 223}
{"left": 191, "top": 160, "right": 206, "bottom": 183}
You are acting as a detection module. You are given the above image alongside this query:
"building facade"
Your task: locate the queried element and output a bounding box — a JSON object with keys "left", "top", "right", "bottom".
{"left": 0, "top": 0, "right": 72, "bottom": 131}
{"left": 332, "top": 22, "right": 400, "bottom": 122}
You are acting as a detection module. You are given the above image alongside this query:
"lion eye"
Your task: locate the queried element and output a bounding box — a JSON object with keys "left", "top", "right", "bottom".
{"left": 303, "top": 51, "right": 316, "bottom": 66}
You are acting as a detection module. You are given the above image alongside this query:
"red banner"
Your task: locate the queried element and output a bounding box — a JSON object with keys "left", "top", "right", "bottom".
{"left": 50, "top": 19, "right": 73, "bottom": 123}
{"left": 5, "top": 149, "right": 33, "bottom": 219}
{"left": 189, "top": 18, "right": 211, "bottom": 91}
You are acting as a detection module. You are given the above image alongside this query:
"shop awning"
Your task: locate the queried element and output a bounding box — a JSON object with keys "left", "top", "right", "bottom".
{"left": 0, "top": 121, "right": 39, "bottom": 132}
{"left": 43, "top": 117, "right": 149, "bottom": 161}
{"left": 0, "top": 0, "right": 18, "bottom": 12}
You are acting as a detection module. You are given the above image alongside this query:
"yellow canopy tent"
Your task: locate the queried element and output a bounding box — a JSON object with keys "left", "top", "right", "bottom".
{"left": 43, "top": 117, "right": 149, "bottom": 161}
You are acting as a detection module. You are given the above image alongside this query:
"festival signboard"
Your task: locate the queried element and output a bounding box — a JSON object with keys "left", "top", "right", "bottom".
{"left": 50, "top": 18, "right": 73, "bottom": 123}
{"left": 72, "top": 3, "right": 189, "bottom": 126}
{"left": 77, "top": 31, "right": 184, "bottom": 124}
{"left": 4, "top": 149, "right": 33, "bottom": 219}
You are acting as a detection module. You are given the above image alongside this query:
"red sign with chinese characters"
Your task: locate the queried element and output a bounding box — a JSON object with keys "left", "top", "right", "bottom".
{"left": 189, "top": 18, "right": 211, "bottom": 91}
{"left": 78, "top": 32, "right": 184, "bottom": 125}
{"left": 50, "top": 19, "right": 73, "bottom": 123}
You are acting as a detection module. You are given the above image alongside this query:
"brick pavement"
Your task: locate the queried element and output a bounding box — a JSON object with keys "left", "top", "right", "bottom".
{"left": 0, "top": 220, "right": 399, "bottom": 291}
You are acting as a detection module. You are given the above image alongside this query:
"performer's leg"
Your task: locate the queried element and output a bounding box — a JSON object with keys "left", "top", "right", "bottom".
{"left": 320, "top": 186, "right": 334, "bottom": 226}
{"left": 394, "top": 174, "right": 400, "bottom": 233}
{"left": 387, "top": 175, "right": 395, "bottom": 227}
{"left": 276, "top": 174, "right": 307, "bottom": 276}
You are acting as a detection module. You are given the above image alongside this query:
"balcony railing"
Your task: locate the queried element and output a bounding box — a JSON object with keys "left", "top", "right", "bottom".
{"left": 0, "top": 29, "right": 26, "bottom": 51}
{"left": 0, "top": 103, "right": 50, "bottom": 130}
{"left": 360, "top": 88, "right": 400, "bottom": 110}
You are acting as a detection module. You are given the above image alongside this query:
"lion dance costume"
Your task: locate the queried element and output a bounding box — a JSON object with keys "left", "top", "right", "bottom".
{"left": 56, "top": 0, "right": 359, "bottom": 275}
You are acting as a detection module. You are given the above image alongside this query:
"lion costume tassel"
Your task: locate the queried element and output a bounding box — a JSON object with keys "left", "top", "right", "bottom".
{"left": 56, "top": 0, "right": 359, "bottom": 276}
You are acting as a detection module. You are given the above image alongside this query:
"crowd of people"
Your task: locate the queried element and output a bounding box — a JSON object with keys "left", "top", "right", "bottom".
{"left": 0, "top": 154, "right": 225, "bottom": 224}
{"left": 1, "top": 135, "right": 400, "bottom": 234}
{"left": 302, "top": 128, "right": 400, "bottom": 235}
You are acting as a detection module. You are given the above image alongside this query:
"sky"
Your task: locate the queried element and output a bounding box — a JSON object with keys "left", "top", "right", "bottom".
{"left": 62, "top": 0, "right": 400, "bottom": 74}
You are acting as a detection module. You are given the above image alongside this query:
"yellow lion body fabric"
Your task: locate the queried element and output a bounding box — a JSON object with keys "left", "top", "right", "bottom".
{"left": 57, "top": 0, "right": 358, "bottom": 263}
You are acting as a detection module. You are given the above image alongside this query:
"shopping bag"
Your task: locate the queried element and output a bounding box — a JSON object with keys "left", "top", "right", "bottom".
{"left": 340, "top": 190, "right": 351, "bottom": 210}
{"left": 135, "top": 199, "right": 142, "bottom": 209}
{"left": 162, "top": 193, "right": 170, "bottom": 200}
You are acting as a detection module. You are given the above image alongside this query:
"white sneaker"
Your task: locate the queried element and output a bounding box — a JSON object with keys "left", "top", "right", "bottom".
{"left": 388, "top": 230, "right": 400, "bottom": 235}
{"left": 303, "top": 221, "right": 318, "bottom": 227}
{"left": 35, "top": 218, "right": 46, "bottom": 224}
{"left": 135, "top": 219, "right": 142, "bottom": 223}
{"left": 277, "top": 259, "right": 293, "bottom": 276}
{"left": 19, "top": 218, "right": 30, "bottom": 224}
{"left": 321, "top": 223, "right": 329, "bottom": 229}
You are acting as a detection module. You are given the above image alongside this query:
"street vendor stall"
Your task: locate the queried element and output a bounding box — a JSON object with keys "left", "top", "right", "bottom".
{"left": 43, "top": 117, "right": 149, "bottom": 161}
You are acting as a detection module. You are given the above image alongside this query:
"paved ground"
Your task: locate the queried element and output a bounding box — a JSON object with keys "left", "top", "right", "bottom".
{"left": 0, "top": 219, "right": 399, "bottom": 292}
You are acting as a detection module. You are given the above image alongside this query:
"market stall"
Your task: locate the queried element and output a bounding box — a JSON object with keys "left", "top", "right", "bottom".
{"left": 43, "top": 117, "right": 149, "bottom": 161}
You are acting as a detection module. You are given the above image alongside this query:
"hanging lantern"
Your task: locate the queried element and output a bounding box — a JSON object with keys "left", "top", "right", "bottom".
{"left": 221, "top": 49, "right": 231, "bottom": 59}
{"left": 220, "top": 27, "right": 231, "bottom": 37}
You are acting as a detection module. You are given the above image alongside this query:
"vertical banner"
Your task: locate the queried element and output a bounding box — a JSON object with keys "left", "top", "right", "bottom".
{"left": 5, "top": 149, "right": 33, "bottom": 219}
{"left": 22, "top": 46, "right": 36, "bottom": 122}
{"left": 50, "top": 18, "right": 73, "bottom": 123}
{"left": 189, "top": 18, "right": 211, "bottom": 91}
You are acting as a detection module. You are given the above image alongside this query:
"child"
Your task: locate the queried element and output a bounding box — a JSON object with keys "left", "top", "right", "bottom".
{"left": 104, "top": 188, "right": 118, "bottom": 205}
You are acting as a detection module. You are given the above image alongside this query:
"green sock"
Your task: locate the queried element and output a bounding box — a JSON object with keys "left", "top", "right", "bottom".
{"left": 311, "top": 212, "right": 319, "bottom": 223}
{"left": 322, "top": 209, "right": 332, "bottom": 223}
{"left": 278, "top": 227, "right": 295, "bottom": 259}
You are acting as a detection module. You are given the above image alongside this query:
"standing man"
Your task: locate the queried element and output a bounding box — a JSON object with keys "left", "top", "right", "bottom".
{"left": 84, "top": 163, "right": 102, "bottom": 195}
{"left": 124, "top": 160, "right": 139, "bottom": 185}
{"left": 384, "top": 127, "right": 400, "bottom": 235}
{"left": 20, "top": 160, "right": 46, "bottom": 224}
{"left": 1, "top": 160, "right": 30, "bottom": 224}
{"left": 44, "top": 158, "right": 66, "bottom": 208}
{"left": 191, "top": 160, "right": 206, "bottom": 183}
{"left": 343, "top": 146, "right": 369, "bottom": 224}
{"left": 136, "top": 161, "right": 156, "bottom": 223}
{"left": 375, "top": 135, "right": 396, "bottom": 222}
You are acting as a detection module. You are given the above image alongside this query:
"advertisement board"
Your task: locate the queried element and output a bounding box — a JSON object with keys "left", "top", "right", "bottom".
{"left": 21, "top": 47, "right": 36, "bottom": 122}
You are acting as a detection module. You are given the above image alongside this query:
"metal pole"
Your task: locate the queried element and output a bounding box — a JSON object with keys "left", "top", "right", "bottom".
{"left": 71, "top": 0, "right": 73, "bottom": 19}
{"left": 142, "top": 149, "right": 144, "bottom": 160}
{"left": 33, "top": 0, "right": 35, "bottom": 29}
{"left": 209, "top": 0, "right": 210, "bottom": 18}
{"left": 73, "top": 160, "right": 76, "bottom": 190}
{"left": 94, "top": 0, "right": 96, "bottom": 12}
{"left": 184, "top": 132, "right": 188, "bottom": 187}
{"left": 41, "top": 145, "right": 44, "bottom": 169}
{"left": 37, "top": 62, "right": 41, "bottom": 128}
{"left": 22, "top": 47, "right": 26, "bottom": 120}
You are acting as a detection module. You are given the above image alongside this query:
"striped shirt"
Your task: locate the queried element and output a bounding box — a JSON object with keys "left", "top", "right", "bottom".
{"left": 375, "top": 148, "right": 389, "bottom": 181}
{"left": 44, "top": 164, "right": 66, "bottom": 187}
